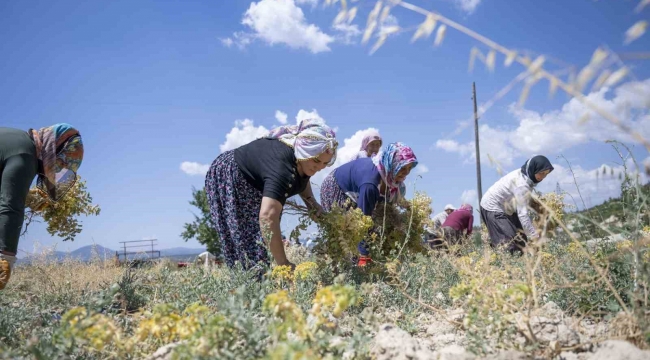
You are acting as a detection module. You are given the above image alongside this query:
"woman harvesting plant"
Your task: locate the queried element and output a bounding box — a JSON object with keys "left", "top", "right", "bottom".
{"left": 440, "top": 204, "right": 474, "bottom": 246}
{"left": 205, "top": 118, "right": 337, "bottom": 272}
{"left": 479, "top": 155, "right": 554, "bottom": 254}
{"left": 320, "top": 142, "right": 418, "bottom": 265}
{"left": 0, "top": 124, "right": 84, "bottom": 290}
{"left": 351, "top": 130, "right": 382, "bottom": 160}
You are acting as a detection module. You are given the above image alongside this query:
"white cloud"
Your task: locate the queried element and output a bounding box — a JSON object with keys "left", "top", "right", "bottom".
{"left": 537, "top": 157, "right": 650, "bottom": 210}
{"left": 454, "top": 0, "right": 482, "bottom": 14}
{"left": 333, "top": 23, "right": 361, "bottom": 45}
{"left": 436, "top": 139, "right": 472, "bottom": 155}
{"left": 180, "top": 162, "right": 210, "bottom": 176}
{"left": 220, "top": 37, "right": 234, "bottom": 47}
{"left": 275, "top": 110, "right": 288, "bottom": 124}
{"left": 219, "top": 119, "right": 270, "bottom": 153}
{"left": 460, "top": 189, "right": 478, "bottom": 207}
{"left": 296, "top": 109, "right": 324, "bottom": 123}
{"left": 416, "top": 164, "right": 430, "bottom": 174}
{"left": 436, "top": 79, "right": 650, "bottom": 167}
{"left": 221, "top": 32, "right": 254, "bottom": 50}
{"left": 310, "top": 128, "right": 380, "bottom": 187}
{"left": 232, "top": 0, "right": 334, "bottom": 54}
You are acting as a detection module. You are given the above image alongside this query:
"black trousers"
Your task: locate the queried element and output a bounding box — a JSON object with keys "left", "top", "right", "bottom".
{"left": 480, "top": 206, "right": 528, "bottom": 254}
{"left": 0, "top": 128, "right": 38, "bottom": 254}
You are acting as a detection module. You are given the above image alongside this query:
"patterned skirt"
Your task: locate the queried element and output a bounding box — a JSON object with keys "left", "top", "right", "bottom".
{"left": 205, "top": 150, "right": 269, "bottom": 270}
{"left": 319, "top": 170, "right": 370, "bottom": 256}
{"left": 320, "top": 170, "right": 350, "bottom": 212}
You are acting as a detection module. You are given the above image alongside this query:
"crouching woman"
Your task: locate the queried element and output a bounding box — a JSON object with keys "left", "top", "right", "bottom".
{"left": 205, "top": 119, "right": 338, "bottom": 272}
{"left": 320, "top": 142, "right": 418, "bottom": 265}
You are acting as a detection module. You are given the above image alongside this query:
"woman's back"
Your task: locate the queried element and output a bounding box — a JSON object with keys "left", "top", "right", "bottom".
{"left": 480, "top": 169, "right": 532, "bottom": 215}
{"left": 0, "top": 128, "right": 35, "bottom": 159}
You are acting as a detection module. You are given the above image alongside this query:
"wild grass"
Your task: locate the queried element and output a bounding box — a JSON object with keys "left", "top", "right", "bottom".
{"left": 1, "top": 171, "right": 648, "bottom": 359}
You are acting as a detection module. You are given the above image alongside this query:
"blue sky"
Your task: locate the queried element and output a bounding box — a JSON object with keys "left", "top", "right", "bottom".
{"left": 1, "top": 0, "right": 648, "bottom": 255}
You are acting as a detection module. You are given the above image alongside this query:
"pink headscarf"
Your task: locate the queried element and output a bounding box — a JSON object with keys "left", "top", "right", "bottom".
{"left": 458, "top": 204, "right": 473, "bottom": 212}
{"left": 360, "top": 130, "right": 382, "bottom": 152}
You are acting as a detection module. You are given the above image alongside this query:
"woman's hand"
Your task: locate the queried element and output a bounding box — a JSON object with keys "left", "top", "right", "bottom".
{"left": 299, "top": 182, "right": 323, "bottom": 221}
{"left": 25, "top": 188, "right": 49, "bottom": 212}
{"left": 306, "top": 200, "right": 324, "bottom": 221}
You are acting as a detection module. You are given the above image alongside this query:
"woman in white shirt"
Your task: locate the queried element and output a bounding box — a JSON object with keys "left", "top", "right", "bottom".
{"left": 479, "top": 155, "right": 554, "bottom": 254}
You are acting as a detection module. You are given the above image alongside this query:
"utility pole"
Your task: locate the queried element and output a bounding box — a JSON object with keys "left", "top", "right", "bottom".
{"left": 472, "top": 82, "right": 483, "bottom": 224}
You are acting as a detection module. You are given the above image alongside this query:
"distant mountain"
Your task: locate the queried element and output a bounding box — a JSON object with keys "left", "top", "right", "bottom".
{"left": 18, "top": 244, "right": 115, "bottom": 264}
{"left": 70, "top": 245, "right": 115, "bottom": 260}
{"left": 17, "top": 245, "right": 206, "bottom": 264}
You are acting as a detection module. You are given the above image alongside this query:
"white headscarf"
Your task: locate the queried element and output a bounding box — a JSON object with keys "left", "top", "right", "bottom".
{"left": 267, "top": 118, "right": 338, "bottom": 165}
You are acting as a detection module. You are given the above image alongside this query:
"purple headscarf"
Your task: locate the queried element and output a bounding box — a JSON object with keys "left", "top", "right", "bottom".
{"left": 360, "top": 130, "right": 382, "bottom": 152}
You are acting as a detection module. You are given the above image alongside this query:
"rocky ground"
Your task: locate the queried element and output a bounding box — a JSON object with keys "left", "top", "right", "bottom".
{"left": 148, "top": 301, "right": 650, "bottom": 360}
{"left": 371, "top": 302, "right": 649, "bottom": 360}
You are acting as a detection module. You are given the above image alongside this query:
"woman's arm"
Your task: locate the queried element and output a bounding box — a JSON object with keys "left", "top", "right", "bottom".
{"left": 259, "top": 196, "right": 292, "bottom": 268}
{"left": 299, "top": 182, "right": 323, "bottom": 219}
{"left": 514, "top": 186, "right": 538, "bottom": 239}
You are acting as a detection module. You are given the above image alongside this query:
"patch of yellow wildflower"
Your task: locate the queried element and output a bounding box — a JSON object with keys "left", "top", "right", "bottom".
{"left": 369, "top": 191, "right": 432, "bottom": 257}
{"left": 454, "top": 251, "right": 497, "bottom": 277}
{"left": 310, "top": 284, "right": 359, "bottom": 329}
{"left": 271, "top": 265, "right": 294, "bottom": 283}
{"left": 566, "top": 242, "right": 587, "bottom": 260}
{"left": 530, "top": 192, "right": 568, "bottom": 233}
{"left": 313, "top": 204, "right": 374, "bottom": 263}
{"left": 263, "top": 290, "right": 308, "bottom": 340}
{"left": 60, "top": 307, "right": 124, "bottom": 353}
{"left": 540, "top": 251, "right": 555, "bottom": 268}
{"left": 135, "top": 303, "right": 209, "bottom": 344}
{"left": 616, "top": 240, "right": 633, "bottom": 252}
{"left": 294, "top": 261, "right": 318, "bottom": 281}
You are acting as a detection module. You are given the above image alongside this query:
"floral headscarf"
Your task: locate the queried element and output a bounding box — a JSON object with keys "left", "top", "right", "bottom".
{"left": 360, "top": 130, "right": 382, "bottom": 152}
{"left": 458, "top": 203, "right": 473, "bottom": 212}
{"left": 268, "top": 118, "right": 338, "bottom": 166}
{"left": 28, "top": 123, "right": 84, "bottom": 202}
{"left": 372, "top": 142, "right": 418, "bottom": 202}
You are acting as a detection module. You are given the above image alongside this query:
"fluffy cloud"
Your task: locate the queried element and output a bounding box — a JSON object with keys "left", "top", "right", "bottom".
{"left": 310, "top": 128, "right": 380, "bottom": 187}
{"left": 437, "top": 79, "right": 650, "bottom": 167}
{"left": 416, "top": 164, "right": 430, "bottom": 175}
{"left": 180, "top": 162, "right": 210, "bottom": 176}
{"left": 219, "top": 119, "right": 270, "bottom": 153}
{"left": 296, "top": 108, "right": 324, "bottom": 123}
{"left": 227, "top": 0, "right": 334, "bottom": 53}
{"left": 537, "top": 157, "right": 649, "bottom": 210}
{"left": 181, "top": 109, "right": 336, "bottom": 177}
{"left": 275, "top": 110, "right": 288, "bottom": 124}
{"left": 454, "top": 0, "right": 482, "bottom": 14}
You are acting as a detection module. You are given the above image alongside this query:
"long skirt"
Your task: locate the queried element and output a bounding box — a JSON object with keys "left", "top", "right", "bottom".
{"left": 479, "top": 206, "right": 528, "bottom": 254}
{"left": 320, "top": 171, "right": 370, "bottom": 256}
{"left": 205, "top": 150, "right": 269, "bottom": 270}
